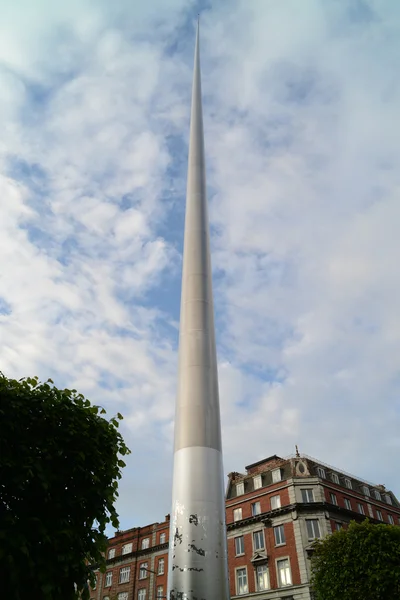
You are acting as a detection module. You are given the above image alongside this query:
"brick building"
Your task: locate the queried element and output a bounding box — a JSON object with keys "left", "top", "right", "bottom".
{"left": 89, "top": 453, "right": 400, "bottom": 600}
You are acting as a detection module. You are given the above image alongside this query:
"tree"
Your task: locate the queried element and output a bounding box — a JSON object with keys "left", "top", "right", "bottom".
{"left": 0, "top": 374, "right": 130, "bottom": 600}
{"left": 311, "top": 519, "right": 400, "bottom": 600}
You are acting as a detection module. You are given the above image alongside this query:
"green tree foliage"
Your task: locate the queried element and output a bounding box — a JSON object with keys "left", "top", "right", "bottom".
{"left": 311, "top": 519, "right": 400, "bottom": 600}
{"left": 0, "top": 374, "right": 130, "bottom": 600}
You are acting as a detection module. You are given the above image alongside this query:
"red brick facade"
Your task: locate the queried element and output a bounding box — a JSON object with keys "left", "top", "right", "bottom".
{"left": 90, "top": 453, "right": 400, "bottom": 600}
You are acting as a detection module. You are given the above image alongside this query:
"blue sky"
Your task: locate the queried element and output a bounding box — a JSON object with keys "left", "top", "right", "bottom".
{"left": 1, "top": 0, "right": 400, "bottom": 530}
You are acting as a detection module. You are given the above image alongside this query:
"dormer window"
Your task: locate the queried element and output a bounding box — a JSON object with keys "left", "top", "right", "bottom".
{"left": 236, "top": 482, "right": 244, "bottom": 496}
{"left": 331, "top": 473, "right": 339, "bottom": 484}
{"left": 253, "top": 475, "right": 262, "bottom": 490}
{"left": 344, "top": 478, "right": 352, "bottom": 489}
{"left": 271, "top": 468, "right": 282, "bottom": 483}
{"left": 385, "top": 494, "right": 392, "bottom": 505}
{"left": 361, "top": 485, "right": 370, "bottom": 497}
{"left": 374, "top": 490, "right": 381, "bottom": 501}
{"left": 316, "top": 467, "right": 326, "bottom": 479}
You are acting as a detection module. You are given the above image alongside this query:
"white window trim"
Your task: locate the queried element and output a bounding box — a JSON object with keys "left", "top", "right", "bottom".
{"left": 331, "top": 472, "right": 339, "bottom": 484}
{"left": 271, "top": 468, "right": 282, "bottom": 483}
{"left": 122, "top": 543, "right": 132, "bottom": 555}
{"left": 233, "top": 507, "right": 243, "bottom": 522}
{"left": 251, "top": 501, "right": 261, "bottom": 516}
{"left": 254, "top": 564, "right": 270, "bottom": 592}
{"left": 344, "top": 478, "right": 352, "bottom": 489}
{"left": 253, "top": 475, "right": 262, "bottom": 490}
{"left": 137, "top": 590, "right": 146, "bottom": 600}
{"left": 234, "top": 535, "right": 245, "bottom": 556}
{"left": 344, "top": 498, "right": 352, "bottom": 510}
{"left": 316, "top": 466, "right": 326, "bottom": 479}
{"left": 271, "top": 494, "right": 281, "bottom": 509}
{"left": 301, "top": 488, "right": 314, "bottom": 503}
{"left": 376, "top": 510, "right": 383, "bottom": 521}
{"left": 388, "top": 514, "right": 394, "bottom": 524}
{"left": 139, "top": 563, "right": 148, "bottom": 579}
{"left": 158, "top": 558, "right": 165, "bottom": 574}
{"left": 361, "top": 485, "right": 370, "bottom": 497}
{"left": 160, "top": 533, "right": 166, "bottom": 544}
{"left": 119, "top": 566, "right": 130, "bottom": 584}
{"left": 330, "top": 492, "right": 338, "bottom": 505}
{"left": 357, "top": 502, "right": 365, "bottom": 515}
{"left": 105, "top": 571, "right": 113, "bottom": 587}
{"left": 142, "top": 538, "right": 150, "bottom": 549}
{"left": 276, "top": 556, "right": 292, "bottom": 588}
{"left": 108, "top": 548, "right": 115, "bottom": 559}
{"left": 253, "top": 529, "right": 265, "bottom": 551}
{"left": 274, "top": 524, "right": 286, "bottom": 546}
{"left": 306, "top": 518, "right": 321, "bottom": 540}
{"left": 235, "top": 566, "right": 249, "bottom": 595}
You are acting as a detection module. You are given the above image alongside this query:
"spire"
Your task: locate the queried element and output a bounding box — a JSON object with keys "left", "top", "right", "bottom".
{"left": 167, "top": 21, "right": 230, "bottom": 600}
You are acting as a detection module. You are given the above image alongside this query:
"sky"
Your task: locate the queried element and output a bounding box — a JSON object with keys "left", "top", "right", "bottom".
{"left": 1, "top": 0, "right": 400, "bottom": 530}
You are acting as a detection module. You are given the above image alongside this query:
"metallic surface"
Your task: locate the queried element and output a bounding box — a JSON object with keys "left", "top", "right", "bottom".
{"left": 167, "top": 21, "right": 229, "bottom": 600}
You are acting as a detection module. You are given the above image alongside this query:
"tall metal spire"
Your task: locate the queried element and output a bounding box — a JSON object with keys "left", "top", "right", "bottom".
{"left": 167, "top": 21, "right": 230, "bottom": 600}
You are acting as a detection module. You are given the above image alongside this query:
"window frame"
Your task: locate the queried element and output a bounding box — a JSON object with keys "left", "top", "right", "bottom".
{"left": 253, "top": 529, "right": 265, "bottom": 551}
{"left": 253, "top": 475, "right": 262, "bottom": 490}
{"left": 301, "top": 488, "right": 314, "bottom": 503}
{"left": 105, "top": 571, "right": 113, "bottom": 588}
{"left": 118, "top": 593, "right": 129, "bottom": 600}
{"left": 157, "top": 557, "right": 165, "bottom": 575}
{"left": 108, "top": 548, "right": 115, "bottom": 559}
{"left": 357, "top": 502, "right": 365, "bottom": 515}
{"left": 344, "top": 478, "right": 352, "bottom": 489}
{"left": 236, "top": 481, "right": 245, "bottom": 496}
{"left": 271, "top": 468, "right": 282, "bottom": 483}
{"left": 233, "top": 507, "right": 243, "bottom": 522}
{"left": 157, "top": 586, "right": 163, "bottom": 599}
{"left": 234, "top": 535, "right": 245, "bottom": 556}
{"left": 255, "top": 564, "right": 269, "bottom": 591}
{"left": 270, "top": 494, "right": 281, "bottom": 510}
{"left": 251, "top": 501, "right": 261, "bottom": 516}
{"left": 361, "top": 485, "right": 370, "bottom": 497}
{"left": 119, "top": 566, "right": 130, "bottom": 584}
{"left": 141, "top": 538, "right": 150, "bottom": 549}
{"left": 138, "top": 590, "right": 146, "bottom": 600}
{"left": 306, "top": 519, "right": 321, "bottom": 540}
{"left": 344, "top": 498, "right": 352, "bottom": 510}
{"left": 235, "top": 566, "right": 249, "bottom": 595}
{"left": 376, "top": 509, "right": 383, "bottom": 521}
{"left": 385, "top": 494, "right": 392, "bottom": 505}
{"left": 276, "top": 557, "right": 292, "bottom": 587}
{"left": 274, "top": 524, "right": 286, "bottom": 546}
{"left": 388, "top": 514, "right": 394, "bottom": 525}
{"left": 139, "top": 562, "right": 148, "bottom": 579}
{"left": 330, "top": 492, "right": 338, "bottom": 506}
{"left": 122, "top": 543, "right": 132, "bottom": 555}
{"left": 331, "top": 472, "right": 339, "bottom": 484}
{"left": 316, "top": 466, "right": 326, "bottom": 479}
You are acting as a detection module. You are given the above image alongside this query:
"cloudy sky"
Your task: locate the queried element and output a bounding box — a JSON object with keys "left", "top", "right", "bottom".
{"left": 1, "top": 0, "right": 400, "bottom": 530}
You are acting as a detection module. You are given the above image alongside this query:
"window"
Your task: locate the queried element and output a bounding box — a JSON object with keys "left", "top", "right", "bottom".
{"left": 253, "top": 530, "right": 265, "bottom": 551}
{"left": 157, "top": 586, "right": 163, "bottom": 598}
{"left": 272, "top": 468, "right": 282, "bottom": 483}
{"left": 251, "top": 501, "right": 261, "bottom": 516}
{"left": 271, "top": 495, "right": 281, "bottom": 509}
{"left": 104, "top": 597, "right": 110, "bottom": 600}
{"left": 253, "top": 475, "right": 262, "bottom": 490}
{"left": 93, "top": 575, "right": 97, "bottom": 589}
{"left": 236, "top": 568, "right": 248, "bottom": 595}
{"left": 118, "top": 593, "right": 128, "bottom": 600}
{"left": 335, "top": 522, "right": 343, "bottom": 531}
{"left": 357, "top": 503, "right": 365, "bottom": 515}
{"left": 361, "top": 485, "right": 370, "bottom": 497}
{"left": 344, "top": 498, "right": 352, "bottom": 510}
{"left": 385, "top": 494, "right": 392, "bottom": 505}
{"left": 330, "top": 492, "right": 338, "bottom": 506}
{"left": 301, "top": 489, "right": 314, "bottom": 503}
{"left": 316, "top": 467, "right": 326, "bottom": 479}
{"left": 344, "top": 478, "right": 352, "bottom": 489}
{"left": 331, "top": 473, "right": 339, "bottom": 484}
{"left": 306, "top": 519, "right": 321, "bottom": 539}
{"left": 274, "top": 525, "right": 286, "bottom": 545}
{"left": 108, "top": 548, "right": 115, "bottom": 559}
{"left": 376, "top": 509, "right": 383, "bottom": 521}
{"left": 256, "top": 564, "right": 269, "bottom": 591}
{"left": 374, "top": 489, "right": 381, "bottom": 501}
{"left": 139, "top": 562, "right": 148, "bottom": 579}
{"left": 233, "top": 508, "right": 242, "bottom": 522}
{"left": 236, "top": 482, "right": 244, "bottom": 496}
{"left": 122, "top": 543, "right": 132, "bottom": 555}
{"left": 277, "top": 558, "right": 292, "bottom": 587}
{"left": 388, "top": 515, "right": 394, "bottom": 525}
{"left": 141, "top": 538, "right": 150, "bottom": 549}
{"left": 157, "top": 558, "right": 165, "bottom": 575}
{"left": 119, "top": 567, "right": 130, "bottom": 584}
{"left": 105, "top": 572, "right": 113, "bottom": 587}
{"left": 160, "top": 533, "right": 166, "bottom": 544}
{"left": 235, "top": 536, "right": 245, "bottom": 556}
{"left": 138, "top": 590, "right": 146, "bottom": 600}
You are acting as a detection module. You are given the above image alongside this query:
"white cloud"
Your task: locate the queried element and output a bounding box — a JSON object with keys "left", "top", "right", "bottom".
{"left": 1, "top": 0, "right": 400, "bottom": 529}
